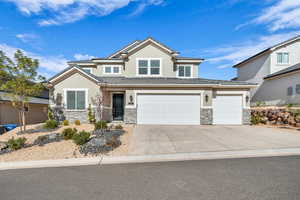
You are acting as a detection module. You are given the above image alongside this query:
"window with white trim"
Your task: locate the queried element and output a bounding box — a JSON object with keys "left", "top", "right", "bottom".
{"left": 178, "top": 65, "right": 192, "bottom": 78}
{"left": 137, "top": 59, "right": 161, "bottom": 75}
{"left": 277, "top": 52, "right": 289, "bottom": 64}
{"left": 66, "top": 90, "right": 86, "bottom": 110}
{"left": 104, "top": 66, "right": 121, "bottom": 74}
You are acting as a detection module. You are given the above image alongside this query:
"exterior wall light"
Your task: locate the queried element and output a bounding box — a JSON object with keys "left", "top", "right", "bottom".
{"left": 205, "top": 94, "right": 209, "bottom": 103}
{"left": 246, "top": 95, "right": 250, "bottom": 103}
{"left": 129, "top": 95, "right": 134, "bottom": 105}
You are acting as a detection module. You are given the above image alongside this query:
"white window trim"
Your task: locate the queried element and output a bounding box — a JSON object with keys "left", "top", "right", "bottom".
{"left": 103, "top": 65, "right": 122, "bottom": 75}
{"left": 63, "top": 88, "right": 88, "bottom": 111}
{"left": 276, "top": 52, "right": 289, "bottom": 65}
{"left": 136, "top": 58, "right": 162, "bottom": 76}
{"left": 177, "top": 65, "right": 193, "bottom": 78}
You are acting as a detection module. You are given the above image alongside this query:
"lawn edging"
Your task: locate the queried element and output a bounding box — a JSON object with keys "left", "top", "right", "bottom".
{"left": 1, "top": 148, "right": 300, "bottom": 171}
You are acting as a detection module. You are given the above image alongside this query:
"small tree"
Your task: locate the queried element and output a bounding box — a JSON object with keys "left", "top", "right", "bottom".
{"left": 0, "top": 50, "right": 45, "bottom": 132}
{"left": 91, "top": 89, "right": 106, "bottom": 121}
{"left": 87, "top": 104, "right": 96, "bottom": 123}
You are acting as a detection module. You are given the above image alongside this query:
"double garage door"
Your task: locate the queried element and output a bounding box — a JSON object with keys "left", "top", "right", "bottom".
{"left": 137, "top": 94, "right": 243, "bottom": 125}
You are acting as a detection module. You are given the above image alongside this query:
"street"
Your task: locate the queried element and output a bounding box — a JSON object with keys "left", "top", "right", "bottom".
{"left": 0, "top": 156, "right": 300, "bottom": 200}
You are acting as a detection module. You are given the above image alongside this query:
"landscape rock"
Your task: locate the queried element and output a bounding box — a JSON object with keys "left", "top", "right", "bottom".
{"left": 33, "top": 133, "right": 62, "bottom": 146}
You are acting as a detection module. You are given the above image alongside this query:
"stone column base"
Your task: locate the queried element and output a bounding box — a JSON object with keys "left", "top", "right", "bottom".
{"left": 124, "top": 108, "right": 137, "bottom": 124}
{"left": 243, "top": 109, "right": 251, "bottom": 125}
{"left": 200, "top": 108, "right": 213, "bottom": 125}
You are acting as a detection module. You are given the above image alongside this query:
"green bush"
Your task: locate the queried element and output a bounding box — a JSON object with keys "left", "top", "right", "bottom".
{"left": 72, "top": 131, "right": 90, "bottom": 145}
{"left": 115, "top": 124, "right": 123, "bottom": 130}
{"left": 7, "top": 137, "right": 27, "bottom": 150}
{"left": 62, "top": 128, "right": 77, "bottom": 140}
{"left": 94, "top": 120, "right": 108, "bottom": 130}
{"left": 74, "top": 120, "right": 81, "bottom": 126}
{"left": 251, "top": 115, "right": 263, "bottom": 125}
{"left": 88, "top": 104, "right": 96, "bottom": 124}
{"left": 62, "top": 120, "right": 69, "bottom": 126}
{"left": 43, "top": 120, "right": 59, "bottom": 129}
{"left": 47, "top": 106, "right": 54, "bottom": 120}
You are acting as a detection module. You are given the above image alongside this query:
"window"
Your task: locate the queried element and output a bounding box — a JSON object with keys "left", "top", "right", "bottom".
{"left": 104, "top": 66, "right": 121, "bottom": 74}
{"left": 287, "top": 86, "right": 293, "bottom": 96}
{"left": 296, "top": 84, "right": 300, "bottom": 94}
{"left": 82, "top": 68, "right": 92, "bottom": 73}
{"left": 277, "top": 52, "right": 289, "bottom": 64}
{"left": 137, "top": 58, "right": 161, "bottom": 75}
{"left": 178, "top": 65, "right": 192, "bottom": 78}
{"left": 66, "top": 90, "right": 87, "bottom": 110}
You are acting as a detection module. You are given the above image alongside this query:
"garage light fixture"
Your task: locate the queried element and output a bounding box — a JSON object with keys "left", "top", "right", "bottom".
{"left": 129, "top": 95, "right": 134, "bottom": 105}
{"left": 246, "top": 95, "right": 250, "bottom": 103}
{"left": 205, "top": 94, "right": 209, "bottom": 103}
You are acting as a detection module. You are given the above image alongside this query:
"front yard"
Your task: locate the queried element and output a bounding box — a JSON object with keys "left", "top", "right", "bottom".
{"left": 0, "top": 123, "right": 133, "bottom": 162}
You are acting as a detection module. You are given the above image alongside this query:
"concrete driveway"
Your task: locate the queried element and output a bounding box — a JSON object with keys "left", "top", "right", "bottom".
{"left": 129, "top": 125, "right": 300, "bottom": 155}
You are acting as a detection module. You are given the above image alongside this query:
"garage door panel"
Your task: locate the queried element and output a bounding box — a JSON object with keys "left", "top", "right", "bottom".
{"left": 213, "top": 95, "right": 242, "bottom": 125}
{"left": 137, "top": 95, "right": 200, "bottom": 125}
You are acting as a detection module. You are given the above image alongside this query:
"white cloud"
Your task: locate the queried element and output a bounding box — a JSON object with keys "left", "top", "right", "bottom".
{"left": 4, "top": 0, "right": 165, "bottom": 26}
{"left": 0, "top": 43, "right": 68, "bottom": 78}
{"left": 239, "top": 0, "right": 300, "bottom": 32}
{"left": 206, "top": 31, "right": 300, "bottom": 67}
{"left": 74, "top": 53, "right": 94, "bottom": 60}
{"left": 16, "top": 33, "right": 38, "bottom": 43}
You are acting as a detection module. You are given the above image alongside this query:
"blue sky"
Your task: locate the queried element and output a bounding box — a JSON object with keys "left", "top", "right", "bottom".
{"left": 1, "top": 0, "right": 300, "bottom": 80}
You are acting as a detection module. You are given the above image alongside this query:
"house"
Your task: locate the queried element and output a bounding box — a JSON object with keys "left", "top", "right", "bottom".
{"left": 0, "top": 89, "right": 49, "bottom": 125}
{"left": 47, "top": 37, "right": 256, "bottom": 125}
{"left": 233, "top": 35, "right": 300, "bottom": 106}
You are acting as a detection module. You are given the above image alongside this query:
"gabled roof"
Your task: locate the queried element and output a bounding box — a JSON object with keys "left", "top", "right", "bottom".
{"left": 233, "top": 35, "right": 300, "bottom": 68}
{"left": 47, "top": 65, "right": 100, "bottom": 84}
{"left": 264, "top": 63, "right": 300, "bottom": 80}
{"left": 107, "top": 40, "right": 141, "bottom": 59}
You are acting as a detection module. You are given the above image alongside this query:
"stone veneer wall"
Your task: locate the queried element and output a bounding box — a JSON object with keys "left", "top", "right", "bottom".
{"left": 102, "top": 107, "right": 112, "bottom": 122}
{"left": 124, "top": 108, "right": 137, "bottom": 124}
{"left": 64, "top": 110, "right": 88, "bottom": 123}
{"left": 242, "top": 109, "right": 251, "bottom": 125}
{"left": 200, "top": 108, "right": 213, "bottom": 125}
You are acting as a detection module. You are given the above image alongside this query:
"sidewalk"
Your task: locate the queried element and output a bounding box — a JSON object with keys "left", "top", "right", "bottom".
{"left": 1, "top": 148, "right": 300, "bottom": 171}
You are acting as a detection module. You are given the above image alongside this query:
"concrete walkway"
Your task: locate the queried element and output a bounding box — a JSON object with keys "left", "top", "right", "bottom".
{"left": 129, "top": 125, "right": 300, "bottom": 155}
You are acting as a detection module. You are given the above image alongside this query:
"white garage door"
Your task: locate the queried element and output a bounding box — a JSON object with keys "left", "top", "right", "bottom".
{"left": 213, "top": 95, "right": 243, "bottom": 125}
{"left": 137, "top": 94, "right": 201, "bottom": 125}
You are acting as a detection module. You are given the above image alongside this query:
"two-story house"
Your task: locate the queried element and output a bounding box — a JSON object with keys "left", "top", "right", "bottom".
{"left": 234, "top": 35, "right": 300, "bottom": 106}
{"left": 47, "top": 37, "right": 256, "bottom": 125}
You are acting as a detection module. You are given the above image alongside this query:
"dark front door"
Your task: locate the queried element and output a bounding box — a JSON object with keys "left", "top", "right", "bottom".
{"left": 112, "top": 94, "right": 124, "bottom": 121}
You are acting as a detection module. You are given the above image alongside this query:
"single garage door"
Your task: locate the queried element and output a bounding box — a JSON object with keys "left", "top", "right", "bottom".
{"left": 213, "top": 95, "right": 243, "bottom": 125}
{"left": 137, "top": 94, "right": 201, "bottom": 125}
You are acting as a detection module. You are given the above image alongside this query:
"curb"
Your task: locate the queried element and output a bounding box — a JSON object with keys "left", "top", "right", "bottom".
{"left": 1, "top": 148, "right": 300, "bottom": 171}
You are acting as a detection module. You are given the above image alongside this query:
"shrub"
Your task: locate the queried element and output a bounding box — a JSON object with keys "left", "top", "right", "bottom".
{"left": 251, "top": 115, "right": 263, "bottom": 125}
{"left": 74, "top": 120, "right": 81, "bottom": 126}
{"left": 7, "top": 137, "right": 27, "bottom": 150}
{"left": 72, "top": 131, "right": 90, "bottom": 145}
{"left": 88, "top": 104, "right": 96, "bottom": 124}
{"left": 62, "top": 120, "right": 69, "bottom": 126}
{"left": 47, "top": 106, "right": 54, "bottom": 120}
{"left": 94, "top": 120, "right": 107, "bottom": 130}
{"left": 43, "top": 120, "right": 59, "bottom": 129}
{"left": 115, "top": 124, "right": 123, "bottom": 130}
{"left": 62, "top": 128, "right": 77, "bottom": 140}
{"left": 255, "top": 101, "right": 266, "bottom": 107}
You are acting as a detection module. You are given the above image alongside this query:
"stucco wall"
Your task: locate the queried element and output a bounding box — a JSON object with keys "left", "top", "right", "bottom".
{"left": 0, "top": 102, "right": 48, "bottom": 125}
{"left": 51, "top": 72, "right": 100, "bottom": 108}
{"left": 252, "top": 72, "right": 300, "bottom": 105}
{"left": 270, "top": 40, "right": 300, "bottom": 74}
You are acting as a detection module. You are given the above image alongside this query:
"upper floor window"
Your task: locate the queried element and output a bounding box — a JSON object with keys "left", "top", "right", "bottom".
{"left": 65, "top": 89, "right": 87, "bottom": 110}
{"left": 277, "top": 52, "right": 289, "bottom": 64}
{"left": 177, "top": 65, "right": 192, "bottom": 78}
{"left": 82, "top": 68, "right": 92, "bottom": 74}
{"left": 104, "top": 66, "right": 121, "bottom": 74}
{"left": 137, "top": 58, "right": 161, "bottom": 76}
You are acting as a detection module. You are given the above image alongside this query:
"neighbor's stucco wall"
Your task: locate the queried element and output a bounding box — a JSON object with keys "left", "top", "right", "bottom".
{"left": 0, "top": 102, "right": 48, "bottom": 125}
{"left": 51, "top": 72, "right": 100, "bottom": 108}
{"left": 252, "top": 72, "right": 300, "bottom": 106}
{"left": 270, "top": 40, "right": 300, "bottom": 74}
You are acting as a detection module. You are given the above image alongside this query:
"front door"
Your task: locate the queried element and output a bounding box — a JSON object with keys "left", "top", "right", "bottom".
{"left": 112, "top": 94, "right": 124, "bottom": 121}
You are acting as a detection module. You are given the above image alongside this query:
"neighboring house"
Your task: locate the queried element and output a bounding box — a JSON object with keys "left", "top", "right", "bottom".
{"left": 233, "top": 35, "right": 300, "bottom": 106}
{"left": 0, "top": 90, "right": 49, "bottom": 125}
{"left": 47, "top": 37, "right": 256, "bottom": 125}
